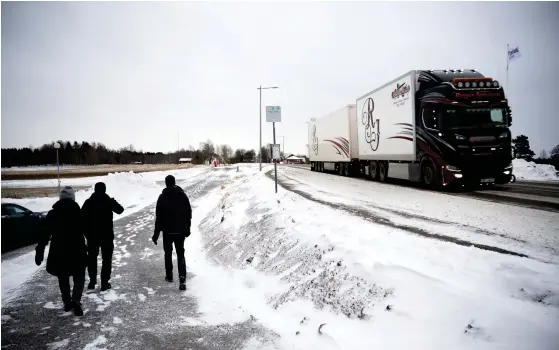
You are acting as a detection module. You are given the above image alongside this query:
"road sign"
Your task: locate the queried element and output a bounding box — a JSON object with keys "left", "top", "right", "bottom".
{"left": 271, "top": 144, "right": 281, "bottom": 160}
{"left": 266, "top": 106, "right": 281, "bottom": 123}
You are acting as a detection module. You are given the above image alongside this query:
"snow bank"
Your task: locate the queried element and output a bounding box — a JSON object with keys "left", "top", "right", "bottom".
{"left": 1, "top": 167, "right": 208, "bottom": 217}
{"left": 187, "top": 166, "right": 559, "bottom": 350}
{"left": 1, "top": 247, "right": 48, "bottom": 306}
{"left": 513, "top": 159, "right": 559, "bottom": 182}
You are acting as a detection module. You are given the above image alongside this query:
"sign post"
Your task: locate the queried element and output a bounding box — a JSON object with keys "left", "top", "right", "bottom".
{"left": 266, "top": 106, "right": 282, "bottom": 193}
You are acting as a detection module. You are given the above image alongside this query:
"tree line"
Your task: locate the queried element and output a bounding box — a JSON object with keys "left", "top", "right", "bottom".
{"left": 1, "top": 139, "right": 289, "bottom": 168}
{"left": 512, "top": 135, "right": 559, "bottom": 170}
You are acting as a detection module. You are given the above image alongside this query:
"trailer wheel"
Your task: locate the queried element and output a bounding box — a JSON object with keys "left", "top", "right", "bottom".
{"left": 338, "top": 163, "right": 344, "bottom": 176}
{"left": 344, "top": 163, "right": 350, "bottom": 177}
{"left": 370, "top": 161, "right": 379, "bottom": 181}
{"left": 421, "top": 161, "right": 437, "bottom": 187}
{"left": 379, "top": 162, "right": 388, "bottom": 182}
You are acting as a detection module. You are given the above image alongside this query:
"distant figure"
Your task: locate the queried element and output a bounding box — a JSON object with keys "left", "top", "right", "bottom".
{"left": 35, "top": 186, "right": 87, "bottom": 316}
{"left": 153, "top": 175, "right": 192, "bottom": 290}
{"left": 82, "top": 182, "right": 124, "bottom": 291}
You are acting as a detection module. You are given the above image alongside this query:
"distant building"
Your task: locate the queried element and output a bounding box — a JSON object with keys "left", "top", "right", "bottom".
{"left": 285, "top": 155, "right": 305, "bottom": 164}
{"left": 179, "top": 158, "right": 192, "bottom": 164}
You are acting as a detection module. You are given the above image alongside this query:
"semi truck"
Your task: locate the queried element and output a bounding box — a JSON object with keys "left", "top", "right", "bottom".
{"left": 308, "top": 69, "right": 515, "bottom": 188}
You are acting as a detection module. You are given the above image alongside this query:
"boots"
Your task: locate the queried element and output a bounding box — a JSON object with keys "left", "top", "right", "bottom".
{"left": 72, "top": 301, "right": 84, "bottom": 316}
{"left": 101, "top": 282, "right": 111, "bottom": 292}
{"left": 179, "top": 276, "right": 186, "bottom": 291}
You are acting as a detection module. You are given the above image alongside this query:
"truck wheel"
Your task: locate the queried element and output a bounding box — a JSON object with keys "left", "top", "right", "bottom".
{"left": 338, "top": 163, "right": 344, "bottom": 176}
{"left": 370, "top": 161, "right": 379, "bottom": 181}
{"left": 421, "top": 162, "right": 437, "bottom": 187}
{"left": 344, "top": 163, "right": 350, "bottom": 177}
{"left": 379, "top": 162, "right": 388, "bottom": 182}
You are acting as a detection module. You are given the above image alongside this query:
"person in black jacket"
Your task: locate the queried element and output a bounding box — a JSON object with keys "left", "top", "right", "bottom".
{"left": 153, "top": 175, "right": 192, "bottom": 290}
{"left": 81, "top": 182, "right": 124, "bottom": 291}
{"left": 35, "top": 186, "right": 87, "bottom": 316}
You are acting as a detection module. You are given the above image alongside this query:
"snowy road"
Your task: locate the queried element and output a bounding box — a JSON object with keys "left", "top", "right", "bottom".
{"left": 1, "top": 167, "right": 278, "bottom": 350}
{"left": 287, "top": 164, "right": 559, "bottom": 212}
{"left": 275, "top": 166, "right": 559, "bottom": 263}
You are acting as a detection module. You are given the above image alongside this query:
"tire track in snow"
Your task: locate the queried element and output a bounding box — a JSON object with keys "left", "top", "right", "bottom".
{"left": 269, "top": 171, "right": 529, "bottom": 259}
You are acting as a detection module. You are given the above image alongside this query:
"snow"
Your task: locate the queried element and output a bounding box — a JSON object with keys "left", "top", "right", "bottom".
{"left": 276, "top": 166, "right": 559, "bottom": 263}
{"left": 184, "top": 165, "right": 559, "bottom": 350}
{"left": 512, "top": 159, "right": 559, "bottom": 182}
{"left": 83, "top": 335, "right": 107, "bottom": 350}
{"left": 1, "top": 247, "right": 49, "bottom": 306}
{"left": 1, "top": 167, "right": 209, "bottom": 217}
{"left": 47, "top": 338, "right": 70, "bottom": 350}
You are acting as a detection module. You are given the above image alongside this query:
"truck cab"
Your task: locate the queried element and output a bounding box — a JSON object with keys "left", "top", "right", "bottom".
{"left": 415, "top": 70, "right": 514, "bottom": 187}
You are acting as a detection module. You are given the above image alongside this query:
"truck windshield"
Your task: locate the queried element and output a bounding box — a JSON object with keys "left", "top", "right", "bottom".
{"left": 443, "top": 108, "right": 506, "bottom": 130}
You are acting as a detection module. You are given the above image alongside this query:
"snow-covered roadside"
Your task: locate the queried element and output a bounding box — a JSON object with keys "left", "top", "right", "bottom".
{"left": 278, "top": 166, "right": 559, "bottom": 263}
{"left": 1, "top": 247, "right": 49, "bottom": 306}
{"left": 186, "top": 166, "right": 559, "bottom": 350}
{"left": 1, "top": 167, "right": 209, "bottom": 217}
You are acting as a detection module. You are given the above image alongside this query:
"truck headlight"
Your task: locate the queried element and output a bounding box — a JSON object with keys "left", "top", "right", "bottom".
{"left": 498, "top": 132, "right": 509, "bottom": 139}
{"left": 455, "top": 134, "right": 466, "bottom": 140}
{"left": 445, "top": 165, "right": 461, "bottom": 172}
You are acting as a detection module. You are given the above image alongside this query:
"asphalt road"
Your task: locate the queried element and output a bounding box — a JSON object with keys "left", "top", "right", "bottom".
{"left": 1, "top": 168, "right": 278, "bottom": 350}
{"left": 286, "top": 164, "right": 559, "bottom": 212}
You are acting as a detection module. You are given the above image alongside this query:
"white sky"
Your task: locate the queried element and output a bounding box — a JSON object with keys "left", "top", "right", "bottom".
{"left": 1, "top": 1, "right": 558, "bottom": 156}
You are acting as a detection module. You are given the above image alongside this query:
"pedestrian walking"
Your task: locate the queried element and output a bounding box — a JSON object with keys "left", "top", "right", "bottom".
{"left": 34, "top": 186, "right": 88, "bottom": 316}
{"left": 82, "top": 182, "right": 124, "bottom": 291}
{"left": 152, "top": 175, "right": 192, "bottom": 290}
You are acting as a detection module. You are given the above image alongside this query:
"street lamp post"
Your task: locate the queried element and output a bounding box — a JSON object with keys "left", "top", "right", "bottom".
{"left": 257, "top": 85, "right": 278, "bottom": 171}
{"left": 54, "top": 142, "right": 61, "bottom": 192}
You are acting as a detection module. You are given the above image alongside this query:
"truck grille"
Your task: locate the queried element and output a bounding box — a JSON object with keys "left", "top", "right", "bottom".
{"left": 469, "top": 136, "right": 496, "bottom": 143}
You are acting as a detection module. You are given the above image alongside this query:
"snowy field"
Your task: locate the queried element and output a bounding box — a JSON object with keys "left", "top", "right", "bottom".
{"left": 1, "top": 165, "right": 91, "bottom": 172}
{"left": 2, "top": 164, "right": 558, "bottom": 349}
{"left": 513, "top": 159, "right": 559, "bottom": 182}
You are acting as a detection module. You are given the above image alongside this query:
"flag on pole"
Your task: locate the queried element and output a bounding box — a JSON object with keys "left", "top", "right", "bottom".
{"left": 508, "top": 46, "right": 522, "bottom": 62}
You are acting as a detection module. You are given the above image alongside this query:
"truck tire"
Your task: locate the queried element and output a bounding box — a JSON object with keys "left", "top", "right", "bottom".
{"left": 379, "top": 162, "right": 388, "bottom": 182}
{"left": 421, "top": 161, "right": 437, "bottom": 188}
{"left": 338, "top": 163, "right": 344, "bottom": 176}
{"left": 344, "top": 163, "right": 350, "bottom": 177}
{"left": 370, "top": 161, "right": 379, "bottom": 181}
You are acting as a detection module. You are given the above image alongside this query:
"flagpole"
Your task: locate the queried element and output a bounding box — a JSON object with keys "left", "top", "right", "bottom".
{"left": 506, "top": 44, "right": 510, "bottom": 94}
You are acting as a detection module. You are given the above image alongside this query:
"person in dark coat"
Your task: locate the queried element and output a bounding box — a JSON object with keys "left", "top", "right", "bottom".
{"left": 81, "top": 182, "right": 124, "bottom": 291}
{"left": 35, "top": 186, "right": 87, "bottom": 316}
{"left": 152, "top": 175, "right": 192, "bottom": 290}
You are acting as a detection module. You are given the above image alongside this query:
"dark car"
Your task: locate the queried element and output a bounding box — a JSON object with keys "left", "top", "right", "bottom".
{"left": 1, "top": 203, "right": 46, "bottom": 253}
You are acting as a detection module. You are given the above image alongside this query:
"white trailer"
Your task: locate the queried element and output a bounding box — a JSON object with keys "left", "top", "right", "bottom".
{"left": 355, "top": 71, "right": 418, "bottom": 181}
{"left": 308, "top": 104, "right": 357, "bottom": 175}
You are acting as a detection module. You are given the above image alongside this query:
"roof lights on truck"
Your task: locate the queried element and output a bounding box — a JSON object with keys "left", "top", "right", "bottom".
{"left": 492, "top": 81, "right": 500, "bottom": 88}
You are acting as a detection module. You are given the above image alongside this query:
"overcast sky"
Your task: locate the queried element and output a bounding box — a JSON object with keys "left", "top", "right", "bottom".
{"left": 2, "top": 1, "right": 558, "bottom": 156}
